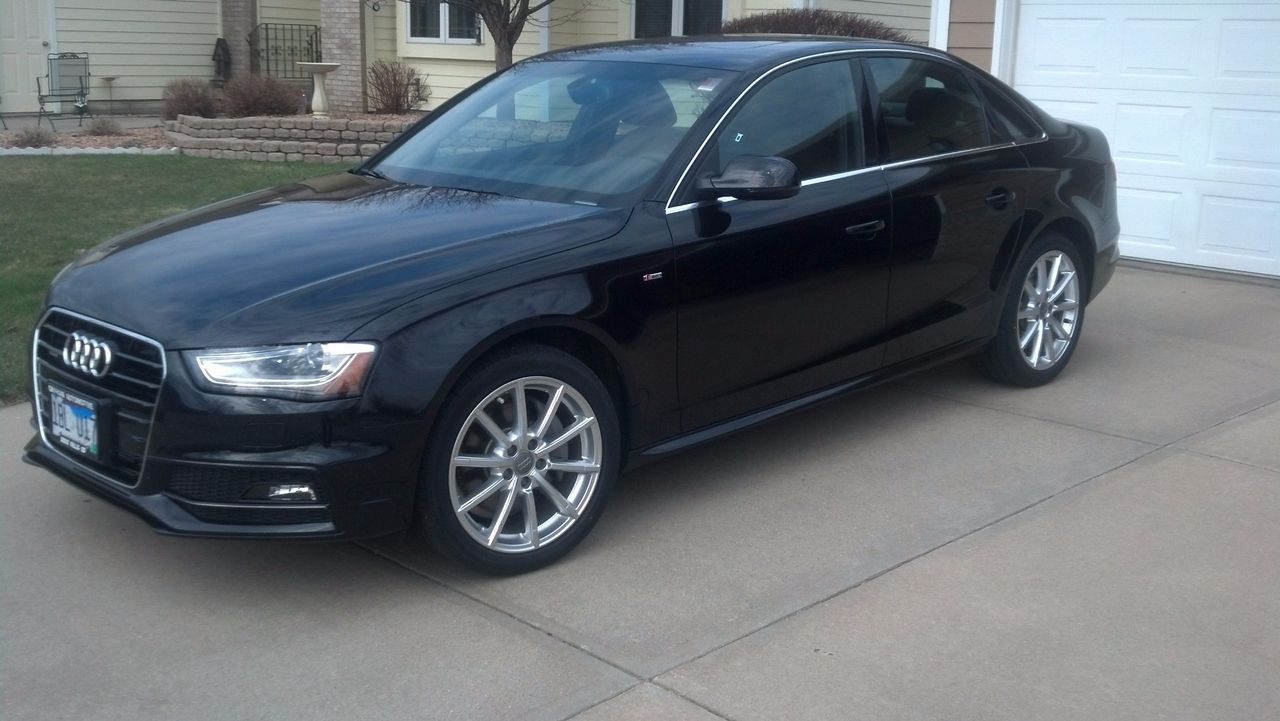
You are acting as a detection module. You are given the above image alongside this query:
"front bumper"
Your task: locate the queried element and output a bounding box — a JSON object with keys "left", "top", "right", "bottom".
{"left": 25, "top": 434, "right": 344, "bottom": 538}
{"left": 26, "top": 324, "right": 426, "bottom": 540}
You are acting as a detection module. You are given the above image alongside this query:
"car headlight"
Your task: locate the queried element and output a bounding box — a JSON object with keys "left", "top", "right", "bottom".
{"left": 185, "top": 342, "right": 377, "bottom": 400}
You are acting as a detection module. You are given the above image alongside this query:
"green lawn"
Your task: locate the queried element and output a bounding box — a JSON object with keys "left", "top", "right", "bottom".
{"left": 0, "top": 156, "right": 327, "bottom": 404}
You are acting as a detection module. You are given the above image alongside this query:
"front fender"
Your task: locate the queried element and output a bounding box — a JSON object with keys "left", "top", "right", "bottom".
{"left": 353, "top": 202, "right": 679, "bottom": 454}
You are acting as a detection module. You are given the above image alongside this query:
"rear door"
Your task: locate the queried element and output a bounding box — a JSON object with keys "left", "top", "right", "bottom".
{"left": 668, "top": 58, "right": 893, "bottom": 430}
{"left": 865, "top": 55, "right": 1034, "bottom": 364}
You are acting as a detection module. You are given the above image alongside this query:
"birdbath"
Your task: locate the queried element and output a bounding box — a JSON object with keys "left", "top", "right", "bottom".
{"left": 296, "top": 62, "right": 341, "bottom": 118}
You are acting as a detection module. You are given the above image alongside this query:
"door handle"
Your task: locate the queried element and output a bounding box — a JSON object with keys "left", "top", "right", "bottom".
{"left": 985, "top": 189, "right": 1015, "bottom": 210}
{"left": 845, "top": 219, "right": 885, "bottom": 239}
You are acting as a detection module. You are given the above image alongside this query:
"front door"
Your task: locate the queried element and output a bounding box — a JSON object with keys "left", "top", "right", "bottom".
{"left": 669, "top": 58, "right": 894, "bottom": 431}
{"left": 0, "top": 0, "right": 52, "bottom": 114}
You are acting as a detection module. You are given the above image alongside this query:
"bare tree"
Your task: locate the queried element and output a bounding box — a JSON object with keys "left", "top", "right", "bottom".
{"left": 375, "top": 0, "right": 576, "bottom": 71}
{"left": 458, "top": 0, "right": 562, "bottom": 70}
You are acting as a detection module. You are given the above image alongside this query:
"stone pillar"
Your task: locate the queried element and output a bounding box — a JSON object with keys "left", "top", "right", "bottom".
{"left": 319, "top": 0, "right": 367, "bottom": 113}
{"left": 220, "top": 0, "right": 258, "bottom": 80}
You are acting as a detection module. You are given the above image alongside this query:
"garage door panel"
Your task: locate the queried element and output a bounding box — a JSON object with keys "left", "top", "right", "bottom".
{"left": 1115, "top": 176, "right": 1280, "bottom": 275}
{"left": 1120, "top": 18, "right": 1201, "bottom": 79}
{"left": 1116, "top": 186, "right": 1184, "bottom": 256}
{"left": 1027, "top": 17, "right": 1109, "bottom": 78}
{"left": 1015, "top": 4, "right": 1280, "bottom": 96}
{"left": 1115, "top": 103, "right": 1193, "bottom": 165}
{"left": 1208, "top": 107, "right": 1280, "bottom": 185}
{"left": 1217, "top": 20, "right": 1280, "bottom": 82}
{"left": 1195, "top": 193, "right": 1280, "bottom": 274}
{"left": 1014, "top": 1, "right": 1280, "bottom": 275}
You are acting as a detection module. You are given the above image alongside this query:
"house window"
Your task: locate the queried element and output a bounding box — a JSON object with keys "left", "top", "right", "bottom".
{"left": 409, "top": 0, "right": 481, "bottom": 43}
{"left": 635, "top": 0, "right": 722, "bottom": 38}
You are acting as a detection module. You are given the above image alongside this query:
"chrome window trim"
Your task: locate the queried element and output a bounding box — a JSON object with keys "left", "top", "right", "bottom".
{"left": 32, "top": 306, "right": 167, "bottom": 490}
{"left": 665, "top": 136, "right": 1047, "bottom": 216}
{"left": 664, "top": 46, "right": 1049, "bottom": 216}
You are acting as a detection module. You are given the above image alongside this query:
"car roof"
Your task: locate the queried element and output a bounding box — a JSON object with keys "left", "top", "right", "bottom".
{"left": 536, "top": 36, "right": 941, "bottom": 72}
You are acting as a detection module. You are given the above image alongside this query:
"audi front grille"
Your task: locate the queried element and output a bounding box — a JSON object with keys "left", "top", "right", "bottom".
{"left": 32, "top": 309, "right": 166, "bottom": 487}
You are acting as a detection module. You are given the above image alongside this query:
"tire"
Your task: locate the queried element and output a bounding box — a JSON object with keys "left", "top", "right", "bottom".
{"left": 418, "top": 345, "right": 620, "bottom": 574}
{"left": 978, "top": 233, "right": 1089, "bottom": 387}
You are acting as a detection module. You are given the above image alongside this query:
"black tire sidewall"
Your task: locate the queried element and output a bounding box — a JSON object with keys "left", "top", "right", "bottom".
{"left": 418, "top": 345, "right": 621, "bottom": 574}
{"left": 985, "top": 234, "right": 1089, "bottom": 386}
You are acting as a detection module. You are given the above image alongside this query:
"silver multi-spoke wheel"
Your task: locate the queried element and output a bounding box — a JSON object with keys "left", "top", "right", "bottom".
{"left": 448, "top": 376, "right": 603, "bottom": 554}
{"left": 1016, "top": 250, "right": 1081, "bottom": 370}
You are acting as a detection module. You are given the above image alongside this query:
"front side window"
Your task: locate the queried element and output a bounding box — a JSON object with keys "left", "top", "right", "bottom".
{"left": 376, "top": 60, "right": 736, "bottom": 206}
{"left": 702, "top": 60, "right": 861, "bottom": 182}
{"left": 866, "top": 57, "right": 989, "bottom": 163}
{"left": 409, "top": 0, "right": 480, "bottom": 42}
{"left": 635, "top": 0, "right": 722, "bottom": 38}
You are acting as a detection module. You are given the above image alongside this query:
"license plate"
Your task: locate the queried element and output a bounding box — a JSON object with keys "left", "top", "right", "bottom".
{"left": 48, "top": 384, "right": 100, "bottom": 458}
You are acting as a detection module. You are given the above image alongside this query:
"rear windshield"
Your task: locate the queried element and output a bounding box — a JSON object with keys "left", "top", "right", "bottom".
{"left": 375, "top": 59, "right": 738, "bottom": 207}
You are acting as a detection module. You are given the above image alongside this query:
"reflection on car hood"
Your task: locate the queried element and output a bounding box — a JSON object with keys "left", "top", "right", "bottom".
{"left": 47, "top": 173, "right": 627, "bottom": 348}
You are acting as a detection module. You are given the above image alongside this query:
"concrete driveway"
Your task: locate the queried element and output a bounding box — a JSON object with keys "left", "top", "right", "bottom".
{"left": 3, "top": 265, "right": 1278, "bottom": 721}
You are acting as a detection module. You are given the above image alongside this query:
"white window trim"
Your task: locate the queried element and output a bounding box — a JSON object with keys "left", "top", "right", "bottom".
{"left": 630, "top": 0, "right": 727, "bottom": 39}
{"left": 990, "top": 0, "right": 1018, "bottom": 80}
{"left": 406, "top": 0, "right": 484, "bottom": 45}
{"left": 929, "top": 0, "right": 951, "bottom": 51}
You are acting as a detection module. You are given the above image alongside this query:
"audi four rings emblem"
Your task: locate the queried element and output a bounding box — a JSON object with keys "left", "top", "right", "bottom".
{"left": 62, "top": 331, "right": 115, "bottom": 378}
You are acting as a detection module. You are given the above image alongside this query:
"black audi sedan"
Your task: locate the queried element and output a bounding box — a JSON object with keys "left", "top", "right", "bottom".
{"left": 26, "top": 37, "right": 1118, "bottom": 573}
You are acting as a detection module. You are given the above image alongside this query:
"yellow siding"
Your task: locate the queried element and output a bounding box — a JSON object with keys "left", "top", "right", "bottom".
{"left": 371, "top": 1, "right": 398, "bottom": 61}
{"left": 54, "top": 0, "right": 219, "bottom": 102}
{"left": 397, "top": 57, "right": 490, "bottom": 109}
{"left": 742, "top": 0, "right": 796, "bottom": 15}
{"left": 549, "top": 0, "right": 625, "bottom": 51}
{"left": 258, "top": 0, "right": 320, "bottom": 27}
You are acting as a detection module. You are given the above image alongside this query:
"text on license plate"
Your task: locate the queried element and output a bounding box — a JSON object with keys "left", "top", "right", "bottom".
{"left": 49, "top": 384, "right": 99, "bottom": 457}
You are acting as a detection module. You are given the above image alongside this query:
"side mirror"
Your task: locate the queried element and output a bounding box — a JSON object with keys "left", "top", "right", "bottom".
{"left": 697, "top": 155, "right": 800, "bottom": 201}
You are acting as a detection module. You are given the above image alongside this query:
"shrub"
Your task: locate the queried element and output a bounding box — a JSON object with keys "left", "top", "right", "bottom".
{"left": 162, "top": 78, "right": 218, "bottom": 120}
{"left": 223, "top": 74, "right": 303, "bottom": 117}
{"left": 367, "top": 60, "right": 431, "bottom": 114}
{"left": 720, "top": 8, "right": 916, "bottom": 43}
{"left": 16, "top": 126, "right": 56, "bottom": 148}
{"left": 85, "top": 117, "right": 124, "bottom": 136}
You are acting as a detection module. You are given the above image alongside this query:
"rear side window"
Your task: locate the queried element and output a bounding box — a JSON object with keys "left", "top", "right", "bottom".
{"left": 972, "top": 75, "right": 1043, "bottom": 143}
{"left": 866, "top": 57, "right": 989, "bottom": 163}
{"left": 707, "top": 59, "right": 861, "bottom": 181}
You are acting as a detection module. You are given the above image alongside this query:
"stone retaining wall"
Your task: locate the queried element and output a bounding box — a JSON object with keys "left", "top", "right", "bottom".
{"left": 165, "top": 115, "right": 417, "bottom": 163}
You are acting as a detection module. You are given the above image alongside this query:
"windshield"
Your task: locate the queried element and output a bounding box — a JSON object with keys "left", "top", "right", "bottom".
{"left": 373, "top": 59, "right": 737, "bottom": 207}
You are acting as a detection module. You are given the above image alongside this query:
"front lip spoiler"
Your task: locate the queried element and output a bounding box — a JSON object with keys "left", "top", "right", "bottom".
{"left": 23, "top": 435, "right": 341, "bottom": 540}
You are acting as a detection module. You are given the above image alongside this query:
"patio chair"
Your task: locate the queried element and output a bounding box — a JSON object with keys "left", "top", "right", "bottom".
{"left": 36, "top": 52, "right": 92, "bottom": 129}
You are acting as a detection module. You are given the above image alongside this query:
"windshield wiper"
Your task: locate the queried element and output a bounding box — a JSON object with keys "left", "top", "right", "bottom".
{"left": 350, "top": 167, "right": 390, "bottom": 180}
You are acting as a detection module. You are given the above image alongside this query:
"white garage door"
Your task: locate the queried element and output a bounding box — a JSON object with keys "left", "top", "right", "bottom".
{"left": 1011, "top": 0, "right": 1280, "bottom": 277}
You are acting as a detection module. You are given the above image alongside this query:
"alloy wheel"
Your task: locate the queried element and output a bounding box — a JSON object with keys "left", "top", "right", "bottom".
{"left": 448, "top": 376, "right": 603, "bottom": 554}
{"left": 1016, "top": 250, "right": 1081, "bottom": 370}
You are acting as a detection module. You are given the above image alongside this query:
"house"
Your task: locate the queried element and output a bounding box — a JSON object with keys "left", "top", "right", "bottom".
{"left": 1, "top": 0, "right": 1276, "bottom": 277}
{"left": 0, "top": 0, "right": 932, "bottom": 117}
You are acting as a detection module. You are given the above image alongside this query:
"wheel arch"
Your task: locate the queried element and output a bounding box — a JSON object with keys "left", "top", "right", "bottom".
{"left": 1035, "top": 216, "right": 1096, "bottom": 297}
{"left": 416, "top": 316, "right": 635, "bottom": 456}
{"left": 471, "top": 321, "right": 632, "bottom": 445}
{"left": 994, "top": 212, "right": 1097, "bottom": 299}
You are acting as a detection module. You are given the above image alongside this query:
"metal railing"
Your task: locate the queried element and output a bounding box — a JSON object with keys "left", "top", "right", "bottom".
{"left": 248, "top": 23, "right": 321, "bottom": 80}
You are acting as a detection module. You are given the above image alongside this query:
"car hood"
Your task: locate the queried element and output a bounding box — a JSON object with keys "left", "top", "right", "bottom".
{"left": 47, "top": 173, "right": 628, "bottom": 348}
